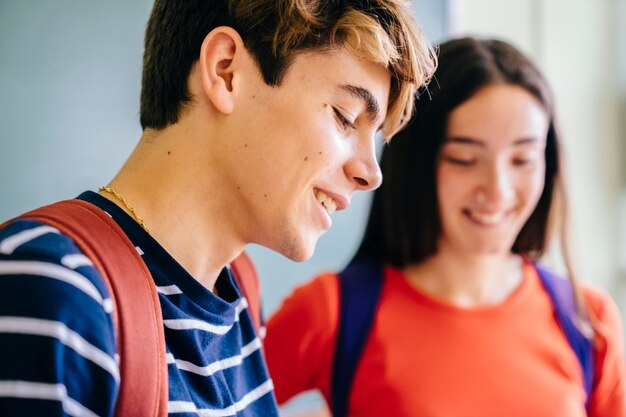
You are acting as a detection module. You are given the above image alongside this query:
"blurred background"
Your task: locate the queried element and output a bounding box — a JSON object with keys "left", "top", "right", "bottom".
{"left": 1, "top": 0, "right": 624, "bottom": 414}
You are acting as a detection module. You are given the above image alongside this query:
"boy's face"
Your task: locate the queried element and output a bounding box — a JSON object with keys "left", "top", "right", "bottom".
{"left": 220, "top": 48, "right": 389, "bottom": 261}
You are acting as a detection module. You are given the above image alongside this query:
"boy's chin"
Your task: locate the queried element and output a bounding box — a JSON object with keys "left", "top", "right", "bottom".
{"left": 278, "top": 237, "right": 319, "bottom": 263}
{"left": 281, "top": 244, "right": 316, "bottom": 263}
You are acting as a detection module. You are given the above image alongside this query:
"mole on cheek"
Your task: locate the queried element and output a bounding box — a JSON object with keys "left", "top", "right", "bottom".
{"left": 304, "top": 156, "right": 308, "bottom": 161}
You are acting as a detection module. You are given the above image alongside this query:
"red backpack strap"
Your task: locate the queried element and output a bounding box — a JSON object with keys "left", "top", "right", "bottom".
{"left": 19, "top": 199, "right": 168, "bottom": 417}
{"left": 230, "top": 252, "right": 262, "bottom": 335}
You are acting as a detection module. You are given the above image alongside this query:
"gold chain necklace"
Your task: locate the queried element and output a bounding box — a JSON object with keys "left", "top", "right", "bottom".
{"left": 99, "top": 186, "right": 150, "bottom": 234}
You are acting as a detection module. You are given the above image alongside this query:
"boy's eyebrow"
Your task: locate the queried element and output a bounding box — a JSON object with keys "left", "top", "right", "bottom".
{"left": 339, "top": 84, "right": 382, "bottom": 126}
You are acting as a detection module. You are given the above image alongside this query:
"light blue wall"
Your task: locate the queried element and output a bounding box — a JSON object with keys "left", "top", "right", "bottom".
{"left": 0, "top": 1, "right": 446, "bottom": 317}
{"left": 0, "top": 0, "right": 151, "bottom": 218}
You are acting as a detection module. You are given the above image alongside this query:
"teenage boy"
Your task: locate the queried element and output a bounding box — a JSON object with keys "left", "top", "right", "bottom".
{"left": 0, "top": 1, "right": 436, "bottom": 415}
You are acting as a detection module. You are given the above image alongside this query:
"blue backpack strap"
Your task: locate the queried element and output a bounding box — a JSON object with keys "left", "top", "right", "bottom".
{"left": 331, "top": 261, "right": 385, "bottom": 417}
{"left": 535, "top": 264, "right": 594, "bottom": 409}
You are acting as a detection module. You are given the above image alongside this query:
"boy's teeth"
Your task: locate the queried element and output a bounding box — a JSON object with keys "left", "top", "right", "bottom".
{"left": 315, "top": 190, "right": 337, "bottom": 215}
{"left": 324, "top": 198, "right": 337, "bottom": 214}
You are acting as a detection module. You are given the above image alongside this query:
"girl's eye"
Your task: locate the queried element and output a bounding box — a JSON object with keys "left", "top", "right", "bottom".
{"left": 513, "top": 157, "right": 537, "bottom": 166}
{"left": 333, "top": 107, "right": 356, "bottom": 130}
{"left": 442, "top": 156, "right": 476, "bottom": 166}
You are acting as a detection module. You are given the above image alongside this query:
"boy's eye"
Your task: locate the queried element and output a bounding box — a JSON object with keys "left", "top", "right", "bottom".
{"left": 333, "top": 107, "right": 356, "bottom": 130}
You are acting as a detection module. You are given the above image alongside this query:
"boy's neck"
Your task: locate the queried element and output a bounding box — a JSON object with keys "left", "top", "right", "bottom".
{"left": 101, "top": 126, "right": 245, "bottom": 291}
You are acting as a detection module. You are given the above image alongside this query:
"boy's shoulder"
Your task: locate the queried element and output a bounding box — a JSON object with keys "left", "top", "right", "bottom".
{"left": 0, "top": 218, "right": 116, "bottom": 353}
{"left": 0, "top": 218, "right": 119, "bottom": 416}
{"left": 1, "top": 218, "right": 114, "bottom": 307}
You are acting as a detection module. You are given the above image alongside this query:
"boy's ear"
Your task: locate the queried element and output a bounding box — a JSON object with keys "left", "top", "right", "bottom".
{"left": 199, "top": 27, "right": 244, "bottom": 115}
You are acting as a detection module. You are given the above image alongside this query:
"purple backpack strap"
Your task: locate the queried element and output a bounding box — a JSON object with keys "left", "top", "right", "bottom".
{"left": 331, "top": 261, "right": 385, "bottom": 417}
{"left": 535, "top": 264, "right": 594, "bottom": 409}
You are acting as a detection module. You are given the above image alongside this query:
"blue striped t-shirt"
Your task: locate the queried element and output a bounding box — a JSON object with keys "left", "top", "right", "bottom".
{"left": 0, "top": 191, "right": 279, "bottom": 416}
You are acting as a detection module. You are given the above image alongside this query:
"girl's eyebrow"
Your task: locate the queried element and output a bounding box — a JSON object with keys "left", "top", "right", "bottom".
{"left": 444, "top": 137, "right": 485, "bottom": 147}
{"left": 444, "top": 137, "right": 541, "bottom": 146}
{"left": 512, "top": 137, "right": 541, "bottom": 146}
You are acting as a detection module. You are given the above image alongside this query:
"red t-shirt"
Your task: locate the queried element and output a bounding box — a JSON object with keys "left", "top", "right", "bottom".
{"left": 265, "top": 263, "right": 626, "bottom": 417}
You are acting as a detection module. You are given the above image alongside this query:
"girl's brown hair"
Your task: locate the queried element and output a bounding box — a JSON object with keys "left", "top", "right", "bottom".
{"left": 354, "top": 37, "right": 591, "bottom": 330}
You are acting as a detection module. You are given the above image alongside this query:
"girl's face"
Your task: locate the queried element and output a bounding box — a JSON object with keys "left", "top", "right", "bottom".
{"left": 436, "top": 84, "right": 550, "bottom": 257}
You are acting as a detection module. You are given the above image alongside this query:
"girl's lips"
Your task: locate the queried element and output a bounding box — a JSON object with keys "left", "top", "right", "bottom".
{"left": 463, "top": 208, "right": 512, "bottom": 226}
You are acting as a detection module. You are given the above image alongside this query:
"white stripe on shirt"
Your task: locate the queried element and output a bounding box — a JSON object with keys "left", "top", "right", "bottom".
{"left": 0, "top": 317, "right": 119, "bottom": 382}
{"left": 0, "top": 260, "right": 112, "bottom": 312}
{"left": 163, "top": 319, "right": 232, "bottom": 335}
{"left": 168, "top": 379, "right": 274, "bottom": 417}
{"left": 234, "top": 298, "right": 248, "bottom": 322}
{"left": 61, "top": 254, "right": 93, "bottom": 269}
{"left": 0, "top": 225, "right": 59, "bottom": 255}
{"left": 157, "top": 285, "right": 183, "bottom": 295}
{"left": 167, "top": 338, "right": 262, "bottom": 377}
{"left": 164, "top": 298, "right": 248, "bottom": 334}
{"left": 0, "top": 380, "right": 100, "bottom": 417}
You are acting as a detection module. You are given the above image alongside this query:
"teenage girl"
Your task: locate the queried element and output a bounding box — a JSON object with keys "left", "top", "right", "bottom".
{"left": 264, "top": 37, "right": 626, "bottom": 417}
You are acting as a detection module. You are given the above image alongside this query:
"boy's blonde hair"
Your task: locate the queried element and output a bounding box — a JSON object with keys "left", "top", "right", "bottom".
{"left": 141, "top": 0, "right": 437, "bottom": 139}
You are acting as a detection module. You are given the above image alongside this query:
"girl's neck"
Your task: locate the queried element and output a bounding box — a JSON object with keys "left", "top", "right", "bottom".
{"left": 404, "top": 249, "right": 525, "bottom": 308}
